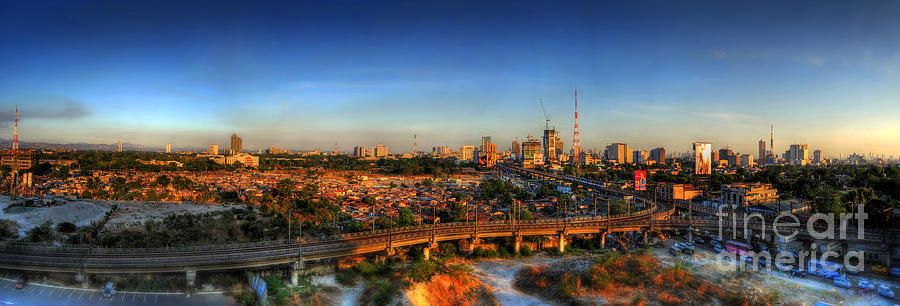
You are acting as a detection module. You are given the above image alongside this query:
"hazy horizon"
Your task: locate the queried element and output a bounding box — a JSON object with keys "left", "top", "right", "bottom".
{"left": 2, "top": 1, "right": 899, "bottom": 157}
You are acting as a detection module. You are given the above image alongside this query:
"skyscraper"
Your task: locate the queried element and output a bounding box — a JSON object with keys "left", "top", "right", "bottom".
{"left": 209, "top": 145, "right": 219, "bottom": 155}
{"left": 165, "top": 144, "right": 171, "bottom": 153}
{"left": 117, "top": 140, "right": 122, "bottom": 152}
{"left": 542, "top": 128, "right": 558, "bottom": 163}
{"left": 231, "top": 134, "right": 242, "bottom": 155}
{"left": 650, "top": 147, "right": 666, "bottom": 164}
{"left": 813, "top": 150, "right": 823, "bottom": 164}
{"left": 758, "top": 140, "right": 766, "bottom": 164}
{"left": 372, "top": 144, "right": 389, "bottom": 157}
{"left": 605, "top": 143, "right": 628, "bottom": 165}
{"left": 511, "top": 138, "right": 521, "bottom": 159}
{"left": 481, "top": 136, "right": 495, "bottom": 153}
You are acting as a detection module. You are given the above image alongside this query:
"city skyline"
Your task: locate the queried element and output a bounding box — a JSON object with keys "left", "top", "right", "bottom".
{"left": 2, "top": 1, "right": 900, "bottom": 156}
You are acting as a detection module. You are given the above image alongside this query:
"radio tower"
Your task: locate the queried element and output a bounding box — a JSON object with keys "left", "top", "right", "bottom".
{"left": 769, "top": 125, "right": 774, "bottom": 159}
{"left": 12, "top": 105, "right": 18, "bottom": 154}
{"left": 571, "top": 89, "right": 581, "bottom": 157}
{"left": 413, "top": 134, "right": 418, "bottom": 156}
{"left": 333, "top": 141, "right": 338, "bottom": 154}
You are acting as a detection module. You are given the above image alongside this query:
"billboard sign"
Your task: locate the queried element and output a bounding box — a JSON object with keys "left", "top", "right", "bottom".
{"left": 694, "top": 142, "right": 711, "bottom": 175}
{"left": 634, "top": 170, "right": 646, "bottom": 191}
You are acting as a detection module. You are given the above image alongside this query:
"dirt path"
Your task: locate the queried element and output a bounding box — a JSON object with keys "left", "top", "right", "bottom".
{"left": 471, "top": 256, "right": 568, "bottom": 306}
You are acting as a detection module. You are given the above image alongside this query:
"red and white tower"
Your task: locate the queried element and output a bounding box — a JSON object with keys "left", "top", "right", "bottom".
{"left": 12, "top": 105, "right": 18, "bottom": 153}
{"left": 571, "top": 89, "right": 581, "bottom": 157}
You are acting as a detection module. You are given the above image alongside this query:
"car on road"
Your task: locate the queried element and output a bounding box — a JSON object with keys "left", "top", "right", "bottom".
{"left": 833, "top": 277, "right": 851, "bottom": 289}
{"left": 15, "top": 276, "right": 27, "bottom": 289}
{"left": 815, "top": 269, "right": 839, "bottom": 279}
{"left": 872, "top": 265, "right": 888, "bottom": 273}
{"left": 877, "top": 284, "right": 894, "bottom": 299}
{"left": 694, "top": 237, "right": 705, "bottom": 245}
{"left": 102, "top": 282, "right": 116, "bottom": 298}
{"left": 892, "top": 267, "right": 900, "bottom": 278}
{"left": 669, "top": 246, "right": 682, "bottom": 256}
{"left": 857, "top": 280, "right": 875, "bottom": 292}
{"left": 790, "top": 268, "right": 807, "bottom": 278}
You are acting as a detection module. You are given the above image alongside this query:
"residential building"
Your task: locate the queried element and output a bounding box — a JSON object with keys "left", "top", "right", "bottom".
{"left": 722, "top": 182, "right": 779, "bottom": 207}
{"left": 208, "top": 145, "right": 219, "bottom": 155}
{"left": 605, "top": 143, "right": 628, "bottom": 164}
{"left": 459, "top": 145, "right": 476, "bottom": 162}
{"left": 740, "top": 154, "right": 755, "bottom": 167}
{"left": 649, "top": 147, "right": 666, "bottom": 164}
{"left": 814, "top": 150, "right": 823, "bottom": 164}
{"left": 231, "top": 134, "right": 242, "bottom": 154}
{"left": 758, "top": 140, "right": 766, "bottom": 164}
{"left": 372, "top": 144, "right": 389, "bottom": 157}
{"left": 353, "top": 146, "right": 368, "bottom": 157}
{"left": 657, "top": 182, "right": 701, "bottom": 201}
{"left": 165, "top": 144, "right": 171, "bottom": 153}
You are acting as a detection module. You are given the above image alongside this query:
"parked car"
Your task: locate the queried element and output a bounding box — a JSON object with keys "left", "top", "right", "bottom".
{"left": 713, "top": 245, "right": 725, "bottom": 254}
{"left": 102, "top": 282, "right": 116, "bottom": 298}
{"left": 891, "top": 267, "right": 900, "bottom": 278}
{"left": 816, "top": 269, "right": 839, "bottom": 279}
{"left": 833, "top": 277, "right": 851, "bottom": 289}
{"left": 877, "top": 285, "right": 894, "bottom": 299}
{"left": 669, "top": 246, "right": 682, "bottom": 256}
{"left": 15, "top": 276, "right": 26, "bottom": 289}
{"left": 857, "top": 280, "right": 875, "bottom": 292}
{"left": 790, "top": 268, "right": 807, "bottom": 278}
{"left": 694, "top": 237, "right": 705, "bottom": 245}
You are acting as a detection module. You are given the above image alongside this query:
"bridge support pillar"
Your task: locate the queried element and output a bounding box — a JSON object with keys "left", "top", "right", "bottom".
{"left": 423, "top": 246, "right": 431, "bottom": 260}
{"left": 514, "top": 234, "right": 523, "bottom": 254}
{"left": 291, "top": 261, "right": 303, "bottom": 286}
{"left": 688, "top": 228, "right": 694, "bottom": 244}
{"left": 185, "top": 270, "right": 196, "bottom": 288}
{"left": 600, "top": 232, "right": 606, "bottom": 249}
{"left": 558, "top": 232, "right": 566, "bottom": 254}
{"left": 75, "top": 272, "right": 88, "bottom": 289}
{"left": 468, "top": 238, "right": 481, "bottom": 253}
{"left": 887, "top": 246, "right": 893, "bottom": 267}
{"left": 642, "top": 230, "right": 649, "bottom": 247}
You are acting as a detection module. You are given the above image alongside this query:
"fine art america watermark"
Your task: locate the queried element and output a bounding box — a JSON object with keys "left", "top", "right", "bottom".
{"left": 711, "top": 204, "right": 868, "bottom": 273}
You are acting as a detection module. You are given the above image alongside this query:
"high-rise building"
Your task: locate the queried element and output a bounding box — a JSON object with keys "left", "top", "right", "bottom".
{"left": 481, "top": 136, "right": 493, "bottom": 153}
{"left": 165, "top": 144, "right": 171, "bottom": 153}
{"left": 372, "top": 144, "right": 389, "bottom": 157}
{"left": 758, "top": 140, "right": 766, "bottom": 164}
{"left": 353, "top": 146, "right": 368, "bottom": 157}
{"left": 605, "top": 143, "right": 628, "bottom": 165}
{"left": 511, "top": 138, "right": 521, "bottom": 159}
{"left": 633, "top": 149, "right": 649, "bottom": 164}
{"left": 789, "top": 144, "right": 809, "bottom": 165}
{"left": 814, "top": 150, "right": 823, "bottom": 164}
{"left": 693, "top": 142, "right": 712, "bottom": 175}
{"left": 231, "top": 134, "right": 242, "bottom": 155}
{"left": 432, "top": 146, "right": 453, "bottom": 158}
{"left": 459, "top": 145, "right": 476, "bottom": 162}
{"left": 542, "top": 128, "right": 558, "bottom": 163}
{"left": 117, "top": 140, "right": 122, "bottom": 152}
{"left": 521, "top": 137, "right": 542, "bottom": 168}
{"left": 740, "top": 154, "right": 754, "bottom": 167}
{"left": 208, "top": 145, "right": 219, "bottom": 155}
{"left": 650, "top": 147, "right": 666, "bottom": 164}
{"left": 268, "top": 147, "right": 289, "bottom": 154}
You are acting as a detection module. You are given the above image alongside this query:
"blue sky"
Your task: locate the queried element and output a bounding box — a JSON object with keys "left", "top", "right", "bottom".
{"left": 1, "top": 0, "right": 899, "bottom": 156}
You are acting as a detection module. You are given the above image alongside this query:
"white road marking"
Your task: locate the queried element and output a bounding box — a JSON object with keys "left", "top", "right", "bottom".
{"left": 121, "top": 293, "right": 125, "bottom": 302}
{"left": 132, "top": 294, "right": 136, "bottom": 303}
{"left": 69, "top": 290, "right": 74, "bottom": 298}
{"left": 155, "top": 295, "right": 158, "bottom": 303}
{"left": 79, "top": 291, "right": 84, "bottom": 299}
{"left": 88, "top": 293, "right": 93, "bottom": 301}
{"left": 39, "top": 288, "right": 45, "bottom": 295}
{"left": 143, "top": 294, "right": 147, "bottom": 303}
{"left": 28, "top": 287, "right": 35, "bottom": 293}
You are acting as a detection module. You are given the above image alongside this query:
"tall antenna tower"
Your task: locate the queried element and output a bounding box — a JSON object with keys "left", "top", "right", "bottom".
{"left": 571, "top": 88, "right": 580, "bottom": 156}
{"left": 769, "top": 125, "right": 774, "bottom": 158}
{"left": 12, "top": 105, "right": 18, "bottom": 153}
{"left": 413, "top": 134, "right": 418, "bottom": 155}
{"left": 333, "top": 141, "right": 338, "bottom": 154}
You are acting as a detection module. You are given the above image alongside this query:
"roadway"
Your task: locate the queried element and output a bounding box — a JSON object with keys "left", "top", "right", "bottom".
{"left": 0, "top": 278, "right": 226, "bottom": 306}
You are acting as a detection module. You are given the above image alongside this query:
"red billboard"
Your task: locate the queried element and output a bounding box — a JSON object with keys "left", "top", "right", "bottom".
{"left": 634, "top": 170, "right": 646, "bottom": 191}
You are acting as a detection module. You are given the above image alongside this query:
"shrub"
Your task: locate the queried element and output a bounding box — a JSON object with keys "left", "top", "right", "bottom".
{"left": 519, "top": 245, "right": 533, "bottom": 257}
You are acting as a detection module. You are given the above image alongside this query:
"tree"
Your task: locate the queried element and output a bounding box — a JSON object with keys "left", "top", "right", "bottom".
{"left": 397, "top": 208, "right": 415, "bottom": 227}
{"left": 155, "top": 174, "right": 171, "bottom": 187}
{"left": 276, "top": 179, "right": 295, "bottom": 198}
{"left": 56, "top": 222, "right": 77, "bottom": 233}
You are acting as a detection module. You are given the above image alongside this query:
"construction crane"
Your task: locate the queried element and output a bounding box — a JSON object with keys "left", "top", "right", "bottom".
{"left": 539, "top": 98, "right": 551, "bottom": 129}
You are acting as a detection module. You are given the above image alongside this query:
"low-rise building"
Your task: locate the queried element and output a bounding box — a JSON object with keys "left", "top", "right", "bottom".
{"left": 722, "top": 182, "right": 779, "bottom": 207}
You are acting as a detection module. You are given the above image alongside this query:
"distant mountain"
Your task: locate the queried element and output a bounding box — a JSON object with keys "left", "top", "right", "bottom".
{"left": 0, "top": 138, "right": 166, "bottom": 152}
